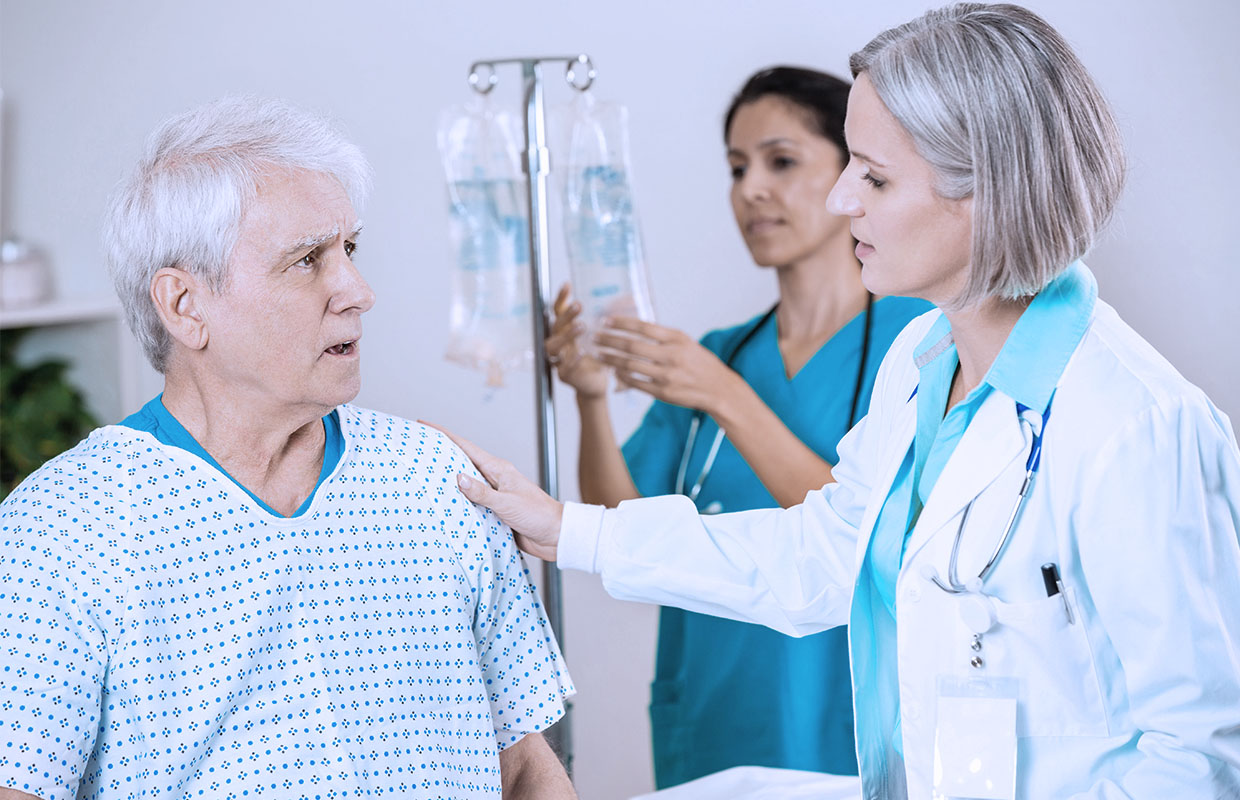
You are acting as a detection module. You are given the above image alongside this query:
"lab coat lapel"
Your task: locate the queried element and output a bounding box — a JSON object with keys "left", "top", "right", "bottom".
{"left": 902, "top": 392, "right": 1026, "bottom": 566}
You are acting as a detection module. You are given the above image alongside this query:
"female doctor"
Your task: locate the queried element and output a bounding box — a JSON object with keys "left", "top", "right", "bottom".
{"left": 448, "top": 3, "right": 1240, "bottom": 797}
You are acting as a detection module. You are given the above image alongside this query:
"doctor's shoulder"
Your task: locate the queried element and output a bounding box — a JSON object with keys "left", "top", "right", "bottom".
{"left": 1052, "top": 300, "right": 1235, "bottom": 450}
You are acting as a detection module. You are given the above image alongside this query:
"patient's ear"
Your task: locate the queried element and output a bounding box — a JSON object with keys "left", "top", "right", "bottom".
{"left": 151, "top": 267, "right": 210, "bottom": 352}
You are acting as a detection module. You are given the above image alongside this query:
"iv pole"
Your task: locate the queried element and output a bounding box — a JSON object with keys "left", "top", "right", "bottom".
{"left": 466, "top": 53, "right": 595, "bottom": 773}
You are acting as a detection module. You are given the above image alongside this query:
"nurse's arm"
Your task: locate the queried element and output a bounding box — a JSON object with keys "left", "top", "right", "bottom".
{"left": 708, "top": 373, "right": 836, "bottom": 506}
{"left": 599, "top": 318, "right": 834, "bottom": 507}
{"left": 1072, "top": 399, "right": 1240, "bottom": 796}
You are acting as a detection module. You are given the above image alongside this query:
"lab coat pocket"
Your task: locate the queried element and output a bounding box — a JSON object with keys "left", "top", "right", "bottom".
{"left": 982, "top": 589, "right": 1109, "bottom": 738}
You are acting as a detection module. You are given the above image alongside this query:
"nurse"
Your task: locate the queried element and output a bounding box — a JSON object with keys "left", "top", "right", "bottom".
{"left": 544, "top": 66, "right": 928, "bottom": 786}
{"left": 451, "top": 3, "right": 1240, "bottom": 797}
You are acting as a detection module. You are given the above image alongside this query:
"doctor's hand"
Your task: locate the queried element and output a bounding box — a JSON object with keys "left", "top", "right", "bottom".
{"left": 545, "top": 283, "right": 609, "bottom": 399}
{"left": 432, "top": 425, "right": 564, "bottom": 562}
{"left": 595, "top": 317, "right": 745, "bottom": 416}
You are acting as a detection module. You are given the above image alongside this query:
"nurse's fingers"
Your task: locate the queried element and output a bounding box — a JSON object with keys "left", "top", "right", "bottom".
{"left": 602, "top": 316, "right": 677, "bottom": 343}
{"left": 550, "top": 300, "right": 582, "bottom": 336}
{"left": 614, "top": 368, "right": 661, "bottom": 397}
{"left": 601, "top": 351, "right": 663, "bottom": 383}
{"left": 553, "top": 283, "right": 575, "bottom": 316}
{"left": 594, "top": 330, "right": 665, "bottom": 363}
{"left": 545, "top": 320, "right": 584, "bottom": 357}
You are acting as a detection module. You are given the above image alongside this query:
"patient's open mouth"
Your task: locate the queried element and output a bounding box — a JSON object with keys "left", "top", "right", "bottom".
{"left": 325, "top": 341, "right": 356, "bottom": 356}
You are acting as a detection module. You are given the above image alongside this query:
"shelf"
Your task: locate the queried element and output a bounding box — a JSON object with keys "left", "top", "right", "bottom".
{"left": 0, "top": 296, "right": 121, "bottom": 330}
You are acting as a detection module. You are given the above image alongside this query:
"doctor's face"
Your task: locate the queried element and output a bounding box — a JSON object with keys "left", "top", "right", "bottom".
{"left": 200, "top": 167, "right": 375, "bottom": 419}
{"left": 727, "top": 96, "right": 851, "bottom": 269}
{"left": 826, "top": 74, "right": 973, "bottom": 306}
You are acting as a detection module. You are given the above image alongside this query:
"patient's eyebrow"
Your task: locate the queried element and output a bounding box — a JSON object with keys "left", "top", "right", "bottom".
{"left": 280, "top": 227, "right": 340, "bottom": 260}
{"left": 277, "top": 220, "right": 365, "bottom": 262}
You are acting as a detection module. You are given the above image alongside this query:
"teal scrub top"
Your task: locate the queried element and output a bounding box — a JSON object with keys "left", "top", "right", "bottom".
{"left": 119, "top": 395, "right": 344, "bottom": 518}
{"left": 623, "top": 296, "right": 931, "bottom": 788}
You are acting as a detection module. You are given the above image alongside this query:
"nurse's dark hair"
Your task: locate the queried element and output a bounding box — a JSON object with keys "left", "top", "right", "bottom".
{"left": 851, "top": 3, "right": 1126, "bottom": 309}
{"left": 723, "top": 66, "right": 851, "bottom": 158}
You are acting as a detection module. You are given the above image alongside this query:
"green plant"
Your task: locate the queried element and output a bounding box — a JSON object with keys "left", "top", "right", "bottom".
{"left": 1, "top": 328, "right": 99, "bottom": 500}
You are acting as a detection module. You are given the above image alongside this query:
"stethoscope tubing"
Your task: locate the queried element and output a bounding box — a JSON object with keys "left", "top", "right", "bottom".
{"left": 675, "top": 296, "right": 874, "bottom": 502}
{"left": 928, "top": 398, "right": 1053, "bottom": 595}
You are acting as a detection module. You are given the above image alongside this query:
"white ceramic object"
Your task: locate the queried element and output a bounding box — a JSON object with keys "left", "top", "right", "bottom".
{"left": 0, "top": 238, "right": 52, "bottom": 309}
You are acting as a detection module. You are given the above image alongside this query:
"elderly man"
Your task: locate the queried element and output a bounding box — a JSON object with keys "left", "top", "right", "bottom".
{"left": 0, "top": 97, "right": 575, "bottom": 800}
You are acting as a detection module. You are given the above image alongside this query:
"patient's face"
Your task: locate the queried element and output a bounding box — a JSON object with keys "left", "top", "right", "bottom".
{"left": 200, "top": 167, "right": 375, "bottom": 419}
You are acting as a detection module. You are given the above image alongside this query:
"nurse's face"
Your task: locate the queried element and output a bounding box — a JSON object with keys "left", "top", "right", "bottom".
{"left": 199, "top": 167, "right": 375, "bottom": 419}
{"left": 826, "top": 74, "right": 973, "bottom": 306}
{"left": 727, "top": 96, "right": 851, "bottom": 269}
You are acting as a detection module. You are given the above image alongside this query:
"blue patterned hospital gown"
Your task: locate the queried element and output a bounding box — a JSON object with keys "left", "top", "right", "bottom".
{"left": 0, "top": 405, "right": 573, "bottom": 799}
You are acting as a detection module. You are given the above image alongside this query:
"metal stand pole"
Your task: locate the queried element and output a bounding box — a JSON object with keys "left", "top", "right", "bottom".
{"left": 466, "top": 53, "right": 595, "bottom": 775}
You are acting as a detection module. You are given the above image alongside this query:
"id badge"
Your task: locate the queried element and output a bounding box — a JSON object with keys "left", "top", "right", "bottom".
{"left": 933, "top": 676, "right": 1018, "bottom": 800}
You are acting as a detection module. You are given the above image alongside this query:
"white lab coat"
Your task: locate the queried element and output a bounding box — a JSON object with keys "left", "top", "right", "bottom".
{"left": 561, "top": 300, "right": 1240, "bottom": 799}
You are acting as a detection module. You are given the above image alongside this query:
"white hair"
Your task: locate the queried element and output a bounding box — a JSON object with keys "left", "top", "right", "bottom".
{"left": 103, "top": 95, "right": 373, "bottom": 372}
{"left": 851, "top": 3, "right": 1126, "bottom": 309}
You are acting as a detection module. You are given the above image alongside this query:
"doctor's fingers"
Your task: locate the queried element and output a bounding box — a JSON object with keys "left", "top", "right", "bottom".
{"left": 419, "top": 422, "right": 508, "bottom": 489}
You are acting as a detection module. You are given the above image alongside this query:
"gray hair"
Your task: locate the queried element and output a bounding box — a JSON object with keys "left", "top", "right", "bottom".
{"left": 103, "top": 95, "right": 373, "bottom": 372}
{"left": 851, "top": 3, "right": 1126, "bottom": 308}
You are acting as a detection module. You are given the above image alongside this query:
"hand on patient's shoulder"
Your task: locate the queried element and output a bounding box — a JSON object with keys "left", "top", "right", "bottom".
{"left": 419, "top": 421, "right": 564, "bottom": 562}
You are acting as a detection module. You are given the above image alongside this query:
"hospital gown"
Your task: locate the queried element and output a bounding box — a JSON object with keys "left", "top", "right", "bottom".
{"left": 0, "top": 404, "right": 573, "bottom": 800}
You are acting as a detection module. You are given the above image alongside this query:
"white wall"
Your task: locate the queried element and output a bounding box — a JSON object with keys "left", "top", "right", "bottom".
{"left": 2, "top": 1, "right": 1237, "bottom": 797}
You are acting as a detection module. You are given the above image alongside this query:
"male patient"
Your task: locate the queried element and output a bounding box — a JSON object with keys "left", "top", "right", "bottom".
{"left": 0, "top": 96, "right": 575, "bottom": 800}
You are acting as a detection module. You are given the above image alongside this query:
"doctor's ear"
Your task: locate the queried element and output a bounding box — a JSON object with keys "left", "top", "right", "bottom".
{"left": 150, "top": 267, "right": 210, "bottom": 352}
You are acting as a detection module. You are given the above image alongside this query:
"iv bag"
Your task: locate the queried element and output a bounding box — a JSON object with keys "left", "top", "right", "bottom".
{"left": 438, "top": 99, "right": 531, "bottom": 387}
{"left": 558, "top": 92, "right": 655, "bottom": 348}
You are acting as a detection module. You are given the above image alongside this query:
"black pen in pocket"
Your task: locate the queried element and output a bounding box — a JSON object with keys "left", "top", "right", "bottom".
{"left": 1041, "top": 562, "right": 1075, "bottom": 624}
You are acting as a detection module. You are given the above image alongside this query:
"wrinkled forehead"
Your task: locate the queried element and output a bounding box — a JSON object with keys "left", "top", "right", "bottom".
{"left": 242, "top": 168, "right": 357, "bottom": 240}
{"left": 217, "top": 168, "right": 359, "bottom": 278}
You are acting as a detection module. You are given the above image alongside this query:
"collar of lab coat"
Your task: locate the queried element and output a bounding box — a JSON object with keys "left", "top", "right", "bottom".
{"left": 899, "top": 391, "right": 1030, "bottom": 567}
{"left": 892, "top": 261, "right": 1098, "bottom": 568}
{"left": 910, "top": 261, "right": 1098, "bottom": 416}
{"left": 985, "top": 261, "right": 1097, "bottom": 415}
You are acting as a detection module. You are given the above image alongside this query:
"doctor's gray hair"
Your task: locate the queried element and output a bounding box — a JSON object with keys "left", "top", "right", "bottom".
{"left": 103, "top": 95, "right": 372, "bottom": 373}
{"left": 850, "top": 3, "right": 1125, "bottom": 309}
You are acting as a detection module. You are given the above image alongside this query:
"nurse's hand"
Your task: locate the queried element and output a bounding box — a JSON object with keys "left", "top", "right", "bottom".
{"left": 545, "top": 284, "right": 609, "bottom": 399}
{"left": 435, "top": 425, "right": 564, "bottom": 562}
{"left": 595, "top": 317, "right": 744, "bottom": 415}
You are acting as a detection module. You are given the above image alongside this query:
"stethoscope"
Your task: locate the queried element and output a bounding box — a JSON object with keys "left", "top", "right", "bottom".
{"left": 674, "top": 294, "right": 874, "bottom": 512}
{"left": 921, "top": 393, "right": 1054, "bottom": 596}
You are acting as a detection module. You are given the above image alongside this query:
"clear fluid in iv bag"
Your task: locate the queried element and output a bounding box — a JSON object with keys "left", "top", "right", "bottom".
{"left": 444, "top": 178, "right": 532, "bottom": 385}
{"left": 564, "top": 164, "right": 654, "bottom": 334}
